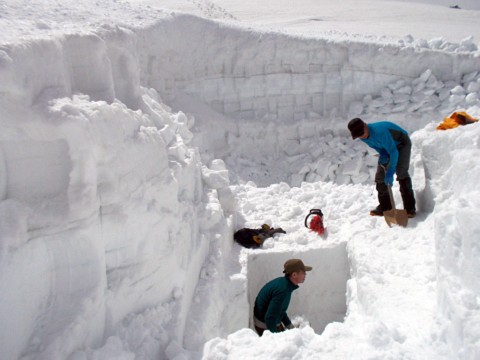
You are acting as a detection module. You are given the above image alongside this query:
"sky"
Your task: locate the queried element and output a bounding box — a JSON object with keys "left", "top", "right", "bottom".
{"left": 0, "top": 0, "right": 479, "bottom": 359}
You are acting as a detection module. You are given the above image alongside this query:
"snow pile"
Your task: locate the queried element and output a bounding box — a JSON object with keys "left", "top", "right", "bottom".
{"left": 399, "top": 34, "right": 478, "bottom": 52}
{"left": 218, "top": 70, "right": 480, "bottom": 188}
{"left": 350, "top": 69, "right": 480, "bottom": 116}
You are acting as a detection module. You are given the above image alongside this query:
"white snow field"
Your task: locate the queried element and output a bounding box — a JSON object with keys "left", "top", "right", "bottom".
{"left": 0, "top": 0, "right": 480, "bottom": 359}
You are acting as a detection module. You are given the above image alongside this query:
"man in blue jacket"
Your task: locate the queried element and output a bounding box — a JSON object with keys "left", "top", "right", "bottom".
{"left": 348, "top": 118, "right": 416, "bottom": 217}
{"left": 253, "top": 259, "right": 312, "bottom": 336}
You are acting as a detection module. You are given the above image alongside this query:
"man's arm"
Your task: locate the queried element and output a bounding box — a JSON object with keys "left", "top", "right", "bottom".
{"left": 281, "top": 312, "right": 292, "bottom": 328}
{"left": 264, "top": 291, "right": 287, "bottom": 332}
{"left": 374, "top": 147, "right": 389, "bottom": 165}
{"left": 382, "top": 130, "right": 400, "bottom": 185}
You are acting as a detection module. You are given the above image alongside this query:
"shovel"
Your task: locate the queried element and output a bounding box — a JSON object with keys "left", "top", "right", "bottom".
{"left": 384, "top": 185, "right": 408, "bottom": 227}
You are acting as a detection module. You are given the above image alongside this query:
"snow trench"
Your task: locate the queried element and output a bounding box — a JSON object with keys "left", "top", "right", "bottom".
{"left": 0, "top": 12, "right": 479, "bottom": 360}
{"left": 247, "top": 244, "right": 349, "bottom": 334}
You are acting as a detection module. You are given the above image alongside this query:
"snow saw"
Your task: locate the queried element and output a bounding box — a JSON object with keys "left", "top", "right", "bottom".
{"left": 384, "top": 185, "right": 408, "bottom": 227}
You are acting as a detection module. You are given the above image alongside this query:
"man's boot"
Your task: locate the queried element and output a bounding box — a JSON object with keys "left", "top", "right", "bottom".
{"left": 370, "top": 182, "right": 392, "bottom": 216}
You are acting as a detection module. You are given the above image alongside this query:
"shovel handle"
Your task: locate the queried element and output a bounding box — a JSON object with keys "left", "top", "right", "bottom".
{"left": 387, "top": 185, "right": 396, "bottom": 210}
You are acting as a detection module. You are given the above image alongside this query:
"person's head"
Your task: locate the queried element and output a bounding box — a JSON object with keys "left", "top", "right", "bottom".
{"left": 283, "top": 259, "right": 312, "bottom": 285}
{"left": 348, "top": 118, "right": 368, "bottom": 139}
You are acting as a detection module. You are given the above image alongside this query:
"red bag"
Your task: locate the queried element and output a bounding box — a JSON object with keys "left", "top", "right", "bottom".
{"left": 304, "top": 209, "right": 325, "bottom": 235}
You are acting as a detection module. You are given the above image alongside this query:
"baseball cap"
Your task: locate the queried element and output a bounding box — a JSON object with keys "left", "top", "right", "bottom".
{"left": 348, "top": 118, "right": 366, "bottom": 139}
{"left": 283, "top": 259, "right": 313, "bottom": 274}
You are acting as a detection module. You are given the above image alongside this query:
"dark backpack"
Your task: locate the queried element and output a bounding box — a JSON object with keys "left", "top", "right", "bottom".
{"left": 234, "top": 224, "right": 286, "bottom": 248}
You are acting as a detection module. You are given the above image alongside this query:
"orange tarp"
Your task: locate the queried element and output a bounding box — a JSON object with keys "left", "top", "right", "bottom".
{"left": 437, "top": 111, "right": 478, "bottom": 130}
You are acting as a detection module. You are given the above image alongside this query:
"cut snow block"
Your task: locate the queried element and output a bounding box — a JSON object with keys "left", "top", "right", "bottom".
{"left": 294, "top": 111, "right": 306, "bottom": 121}
{"left": 391, "top": 103, "right": 408, "bottom": 113}
{"left": 298, "top": 164, "right": 311, "bottom": 175}
{"left": 298, "top": 122, "right": 317, "bottom": 139}
{"left": 451, "top": 85, "right": 466, "bottom": 95}
{"left": 371, "top": 98, "right": 387, "bottom": 108}
{"left": 336, "top": 174, "right": 351, "bottom": 185}
{"left": 396, "top": 86, "right": 412, "bottom": 95}
{"left": 463, "top": 71, "right": 479, "bottom": 84}
{"left": 449, "top": 94, "right": 465, "bottom": 104}
{"left": 419, "top": 69, "right": 432, "bottom": 83}
{"left": 465, "top": 92, "right": 478, "bottom": 105}
{"left": 351, "top": 172, "right": 370, "bottom": 184}
{"left": 313, "top": 158, "right": 332, "bottom": 179}
{"left": 393, "top": 93, "right": 410, "bottom": 104}
{"left": 388, "top": 79, "right": 406, "bottom": 91}
{"left": 413, "top": 82, "right": 426, "bottom": 93}
{"left": 466, "top": 82, "right": 480, "bottom": 93}
{"left": 381, "top": 87, "right": 393, "bottom": 99}
{"left": 305, "top": 171, "right": 323, "bottom": 183}
{"left": 328, "top": 164, "right": 337, "bottom": 180}
{"left": 342, "top": 158, "right": 362, "bottom": 176}
{"left": 407, "top": 102, "right": 423, "bottom": 112}
{"left": 411, "top": 92, "right": 426, "bottom": 103}
{"left": 282, "top": 140, "right": 304, "bottom": 157}
{"left": 438, "top": 88, "right": 451, "bottom": 101}
{"left": 290, "top": 173, "right": 305, "bottom": 187}
{"left": 348, "top": 101, "right": 364, "bottom": 116}
{"left": 278, "top": 106, "right": 294, "bottom": 121}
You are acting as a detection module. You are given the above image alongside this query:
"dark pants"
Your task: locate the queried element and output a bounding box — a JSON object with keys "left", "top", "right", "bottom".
{"left": 255, "top": 325, "right": 265, "bottom": 336}
{"left": 374, "top": 144, "right": 416, "bottom": 212}
{"left": 254, "top": 323, "right": 286, "bottom": 336}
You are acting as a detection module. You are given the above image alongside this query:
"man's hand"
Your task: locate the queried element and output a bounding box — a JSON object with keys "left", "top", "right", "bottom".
{"left": 385, "top": 168, "right": 394, "bottom": 186}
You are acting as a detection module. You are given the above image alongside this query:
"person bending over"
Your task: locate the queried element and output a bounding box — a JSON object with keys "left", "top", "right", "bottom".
{"left": 348, "top": 118, "right": 416, "bottom": 218}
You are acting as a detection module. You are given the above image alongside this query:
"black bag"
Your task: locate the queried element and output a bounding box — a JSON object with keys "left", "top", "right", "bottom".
{"left": 234, "top": 224, "right": 286, "bottom": 248}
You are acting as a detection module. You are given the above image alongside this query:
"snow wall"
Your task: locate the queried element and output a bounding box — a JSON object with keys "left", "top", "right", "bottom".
{"left": 417, "top": 124, "right": 480, "bottom": 359}
{"left": 0, "top": 12, "right": 479, "bottom": 359}
{"left": 135, "top": 14, "right": 480, "bottom": 186}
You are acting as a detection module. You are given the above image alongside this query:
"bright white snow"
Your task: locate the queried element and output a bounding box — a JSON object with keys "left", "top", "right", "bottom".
{"left": 0, "top": 0, "right": 479, "bottom": 359}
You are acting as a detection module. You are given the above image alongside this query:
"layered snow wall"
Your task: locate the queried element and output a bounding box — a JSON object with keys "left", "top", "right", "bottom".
{"left": 0, "top": 20, "right": 237, "bottom": 360}
{"left": 0, "top": 12, "right": 479, "bottom": 359}
{"left": 137, "top": 15, "right": 479, "bottom": 121}
{"left": 417, "top": 124, "right": 480, "bottom": 359}
{"left": 134, "top": 14, "right": 480, "bottom": 186}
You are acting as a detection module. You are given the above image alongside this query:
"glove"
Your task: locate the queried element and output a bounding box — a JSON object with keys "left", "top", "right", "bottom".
{"left": 272, "top": 227, "right": 286, "bottom": 234}
{"left": 385, "top": 168, "right": 395, "bottom": 186}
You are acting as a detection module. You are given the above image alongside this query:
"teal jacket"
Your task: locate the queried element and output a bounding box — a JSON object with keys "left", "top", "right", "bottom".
{"left": 253, "top": 276, "right": 298, "bottom": 332}
{"left": 361, "top": 121, "right": 410, "bottom": 174}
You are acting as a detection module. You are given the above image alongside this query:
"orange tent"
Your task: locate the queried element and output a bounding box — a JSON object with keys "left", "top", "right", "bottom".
{"left": 437, "top": 111, "right": 478, "bottom": 130}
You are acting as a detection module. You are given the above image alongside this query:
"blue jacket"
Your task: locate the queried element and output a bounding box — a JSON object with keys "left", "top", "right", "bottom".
{"left": 361, "top": 121, "right": 410, "bottom": 173}
{"left": 254, "top": 276, "right": 298, "bottom": 332}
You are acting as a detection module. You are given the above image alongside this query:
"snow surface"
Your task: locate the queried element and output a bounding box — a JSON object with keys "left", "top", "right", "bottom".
{"left": 0, "top": 0, "right": 480, "bottom": 359}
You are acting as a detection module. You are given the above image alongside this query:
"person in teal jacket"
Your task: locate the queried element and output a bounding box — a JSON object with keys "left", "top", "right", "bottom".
{"left": 253, "top": 259, "right": 312, "bottom": 336}
{"left": 348, "top": 118, "right": 416, "bottom": 217}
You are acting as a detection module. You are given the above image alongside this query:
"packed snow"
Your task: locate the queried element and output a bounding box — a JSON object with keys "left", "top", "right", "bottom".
{"left": 0, "top": 0, "right": 479, "bottom": 359}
